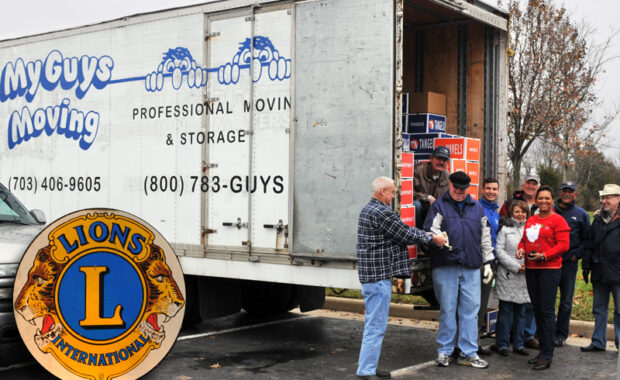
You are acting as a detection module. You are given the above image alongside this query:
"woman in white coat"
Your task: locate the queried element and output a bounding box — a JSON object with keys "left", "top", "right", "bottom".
{"left": 492, "top": 199, "right": 531, "bottom": 356}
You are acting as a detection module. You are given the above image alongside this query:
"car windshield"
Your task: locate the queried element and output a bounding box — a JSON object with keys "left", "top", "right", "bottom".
{"left": 0, "top": 184, "right": 37, "bottom": 225}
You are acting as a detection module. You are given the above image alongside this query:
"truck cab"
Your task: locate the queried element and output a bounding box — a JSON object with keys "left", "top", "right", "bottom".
{"left": 0, "top": 183, "right": 45, "bottom": 341}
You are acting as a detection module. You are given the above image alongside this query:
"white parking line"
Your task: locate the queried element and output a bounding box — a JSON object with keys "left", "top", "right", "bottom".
{"left": 390, "top": 360, "right": 437, "bottom": 378}
{"left": 0, "top": 361, "right": 36, "bottom": 372}
{"left": 178, "top": 315, "right": 316, "bottom": 341}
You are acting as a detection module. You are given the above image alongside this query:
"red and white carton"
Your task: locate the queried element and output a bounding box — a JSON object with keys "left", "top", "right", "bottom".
{"left": 434, "top": 137, "right": 481, "bottom": 161}
{"left": 401, "top": 205, "right": 415, "bottom": 227}
{"left": 466, "top": 161, "right": 480, "bottom": 185}
{"left": 401, "top": 152, "right": 414, "bottom": 178}
{"left": 400, "top": 179, "right": 413, "bottom": 206}
{"left": 468, "top": 184, "right": 479, "bottom": 200}
{"left": 407, "top": 245, "right": 418, "bottom": 259}
{"left": 450, "top": 159, "right": 466, "bottom": 174}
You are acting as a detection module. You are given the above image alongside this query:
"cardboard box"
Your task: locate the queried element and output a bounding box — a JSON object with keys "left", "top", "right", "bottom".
{"left": 407, "top": 113, "right": 447, "bottom": 134}
{"left": 486, "top": 308, "right": 499, "bottom": 333}
{"left": 402, "top": 132, "right": 410, "bottom": 152}
{"left": 409, "top": 133, "right": 452, "bottom": 154}
{"left": 401, "top": 93, "right": 409, "bottom": 114}
{"left": 468, "top": 184, "right": 479, "bottom": 200}
{"left": 400, "top": 179, "right": 413, "bottom": 206}
{"left": 401, "top": 152, "right": 414, "bottom": 178}
{"left": 466, "top": 161, "right": 480, "bottom": 185}
{"left": 450, "top": 159, "right": 466, "bottom": 174}
{"left": 410, "top": 91, "right": 446, "bottom": 115}
{"left": 407, "top": 245, "right": 417, "bottom": 259}
{"left": 401, "top": 205, "right": 415, "bottom": 227}
{"left": 434, "top": 137, "right": 481, "bottom": 161}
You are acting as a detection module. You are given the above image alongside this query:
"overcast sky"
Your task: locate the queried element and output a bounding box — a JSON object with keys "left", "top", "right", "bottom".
{"left": 1, "top": 0, "right": 618, "bottom": 158}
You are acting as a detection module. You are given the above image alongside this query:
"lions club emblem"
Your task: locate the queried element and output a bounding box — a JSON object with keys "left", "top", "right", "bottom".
{"left": 13, "top": 209, "right": 185, "bottom": 379}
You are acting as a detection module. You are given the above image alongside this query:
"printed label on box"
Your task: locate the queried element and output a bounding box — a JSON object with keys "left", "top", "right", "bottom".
{"left": 401, "top": 152, "right": 414, "bottom": 178}
{"left": 410, "top": 133, "right": 450, "bottom": 154}
{"left": 401, "top": 179, "right": 413, "bottom": 206}
{"left": 466, "top": 161, "right": 480, "bottom": 185}
{"left": 407, "top": 113, "right": 447, "bottom": 134}
{"left": 468, "top": 184, "right": 479, "bottom": 200}
{"left": 401, "top": 205, "right": 415, "bottom": 227}
{"left": 402, "top": 133, "right": 410, "bottom": 152}
{"left": 434, "top": 137, "right": 481, "bottom": 161}
{"left": 451, "top": 159, "right": 466, "bottom": 173}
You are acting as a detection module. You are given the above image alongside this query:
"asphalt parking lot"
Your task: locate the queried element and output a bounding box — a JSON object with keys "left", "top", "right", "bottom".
{"left": 1, "top": 308, "right": 618, "bottom": 379}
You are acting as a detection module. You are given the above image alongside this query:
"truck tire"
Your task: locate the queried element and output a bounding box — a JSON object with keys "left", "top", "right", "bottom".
{"left": 421, "top": 289, "right": 440, "bottom": 309}
{"left": 182, "top": 275, "right": 203, "bottom": 328}
{"left": 241, "top": 281, "right": 299, "bottom": 316}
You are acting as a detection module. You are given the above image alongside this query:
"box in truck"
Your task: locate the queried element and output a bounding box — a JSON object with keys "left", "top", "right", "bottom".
{"left": 0, "top": 0, "right": 509, "bottom": 322}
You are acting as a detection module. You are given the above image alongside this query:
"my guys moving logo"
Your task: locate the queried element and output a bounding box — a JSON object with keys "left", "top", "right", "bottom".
{"left": 0, "top": 36, "right": 290, "bottom": 151}
{"left": 13, "top": 209, "right": 185, "bottom": 380}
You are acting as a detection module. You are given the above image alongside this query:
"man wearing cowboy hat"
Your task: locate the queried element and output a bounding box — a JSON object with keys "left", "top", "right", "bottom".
{"left": 581, "top": 184, "right": 620, "bottom": 352}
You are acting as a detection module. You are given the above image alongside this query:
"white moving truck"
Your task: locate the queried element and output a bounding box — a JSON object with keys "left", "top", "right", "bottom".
{"left": 0, "top": 0, "right": 509, "bottom": 326}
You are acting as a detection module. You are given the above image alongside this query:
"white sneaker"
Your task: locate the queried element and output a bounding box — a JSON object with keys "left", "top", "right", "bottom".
{"left": 436, "top": 353, "right": 450, "bottom": 367}
{"left": 457, "top": 354, "right": 488, "bottom": 368}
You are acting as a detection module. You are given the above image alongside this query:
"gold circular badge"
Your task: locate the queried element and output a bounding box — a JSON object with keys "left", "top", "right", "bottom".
{"left": 13, "top": 209, "right": 186, "bottom": 380}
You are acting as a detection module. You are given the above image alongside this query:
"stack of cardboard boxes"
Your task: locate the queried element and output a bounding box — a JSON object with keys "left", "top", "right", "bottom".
{"left": 401, "top": 91, "right": 481, "bottom": 202}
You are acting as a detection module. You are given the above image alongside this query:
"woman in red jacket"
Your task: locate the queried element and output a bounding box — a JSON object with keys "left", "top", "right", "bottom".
{"left": 516, "top": 185, "right": 570, "bottom": 370}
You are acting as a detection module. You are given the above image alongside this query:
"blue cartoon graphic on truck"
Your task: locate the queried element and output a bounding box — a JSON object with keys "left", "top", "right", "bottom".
{"left": 1, "top": 36, "right": 291, "bottom": 150}
{"left": 144, "top": 36, "right": 291, "bottom": 91}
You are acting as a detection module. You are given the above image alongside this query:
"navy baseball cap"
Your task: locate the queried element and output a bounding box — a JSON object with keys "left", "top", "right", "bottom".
{"left": 560, "top": 181, "right": 577, "bottom": 191}
{"left": 432, "top": 146, "right": 450, "bottom": 160}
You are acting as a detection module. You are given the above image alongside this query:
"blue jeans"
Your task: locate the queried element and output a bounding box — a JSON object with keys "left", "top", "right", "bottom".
{"left": 433, "top": 265, "right": 480, "bottom": 357}
{"left": 556, "top": 260, "right": 578, "bottom": 340}
{"left": 591, "top": 281, "right": 620, "bottom": 349}
{"left": 524, "top": 303, "right": 536, "bottom": 340}
{"left": 495, "top": 300, "right": 526, "bottom": 350}
{"left": 357, "top": 279, "right": 392, "bottom": 376}
{"left": 413, "top": 200, "right": 425, "bottom": 227}
{"left": 526, "top": 269, "right": 561, "bottom": 359}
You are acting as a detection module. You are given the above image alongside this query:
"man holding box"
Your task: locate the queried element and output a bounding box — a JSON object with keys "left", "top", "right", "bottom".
{"left": 413, "top": 146, "right": 451, "bottom": 227}
{"left": 356, "top": 176, "right": 445, "bottom": 379}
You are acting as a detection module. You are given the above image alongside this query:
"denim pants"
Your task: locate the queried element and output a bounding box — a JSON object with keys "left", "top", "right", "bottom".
{"left": 525, "top": 269, "right": 561, "bottom": 359}
{"left": 591, "top": 281, "right": 620, "bottom": 349}
{"left": 357, "top": 279, "right": 392, "bottom": 376}
{"left": 433, "top": 265, "right": 480, "bottom": 357}
{"left": 413, "top": 200, "right": 425, "bottom": 227}
{"left": 524, "top": 303, "right": 536, "bottom": 340}
{"left": 495, "top": 300, "right": 527, "bottom": 350}
{"left": 556, "top": 260, "right": 579, "bottom": 340}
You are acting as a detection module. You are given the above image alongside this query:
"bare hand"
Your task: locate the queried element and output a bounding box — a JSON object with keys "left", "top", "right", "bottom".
{"left": 518, "top": 264, "right": 525, "bottom": 273}
{"left": 428, "top": 195, "right": 436, "bottom": 204}
{"left": 571, "top": 255, "right": 577, "bottom": 261}
{"left": 516, "top": 249, "right": 525, "bottom": 259}
{"left": 431, "top": 233, "right": 446, "bottom": 247}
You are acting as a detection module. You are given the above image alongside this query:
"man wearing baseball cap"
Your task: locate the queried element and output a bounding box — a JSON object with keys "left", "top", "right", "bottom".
{"left": 582, "top": 184, "right": 620, "bottom": 352}
{"left": 413, "top": 146, "right": 451, "bottom": 227}
{"left": 424, "top": 171, "right": 494, "bottom": 369}
{"left": 552, "top": 181, "right": 591, "bottom": 347}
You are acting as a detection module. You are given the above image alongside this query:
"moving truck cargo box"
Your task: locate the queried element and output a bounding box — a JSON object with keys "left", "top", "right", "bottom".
{"left": 410, "top": 91, "right": 446, "bottom": 115}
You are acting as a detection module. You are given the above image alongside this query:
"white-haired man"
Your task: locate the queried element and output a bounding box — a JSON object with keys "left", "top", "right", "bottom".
{"left": 356, "top": 176, "right": 445, "bottom": 379}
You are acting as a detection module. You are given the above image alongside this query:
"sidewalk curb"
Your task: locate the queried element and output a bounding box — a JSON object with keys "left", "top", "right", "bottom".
{"left": 323, "top": 296, "right": 615, "bottom": 340}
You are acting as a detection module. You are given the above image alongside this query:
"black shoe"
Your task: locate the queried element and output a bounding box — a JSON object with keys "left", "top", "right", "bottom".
{"left": 376, "top": 369, "right": 391, "bottom": 379}
{"left": 498, "top": 347, "right": 509, "bottom": 356}
{"left": 554, "top": 337, "right": 565, "bottom": 347}
{"left": 357, "top": 376, "right": 380, "bottom": 380}
{"left": 477, "top": 345, "right": 492, "bottom": 356}
{"left": 513, "top": 347, "right": 529, "bottom": 356}
{"left": 580, "top": 344, "right": 605, "bottom": 352}
{"left": 524, "top": 338, "right": 539, "bottom": 349}
{"left": 527, "top": 356, "right": 540, "bottom": 364}
{"left": 532, "top": 358, "right": 551, "bottom": 370}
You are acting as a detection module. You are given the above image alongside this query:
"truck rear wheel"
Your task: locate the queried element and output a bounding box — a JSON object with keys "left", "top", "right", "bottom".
{"left": 421, "top": 289, "right": 440, "bottom": 309}
{"left": 182, "top": 275, "right": 203, "bottom": 328}
{"left": 241, "top": 281, "right": 299, "bottom": 316}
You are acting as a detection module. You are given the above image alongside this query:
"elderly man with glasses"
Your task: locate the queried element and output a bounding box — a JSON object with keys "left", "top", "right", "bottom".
{"left": 582, "top": 184, "right": 620, "bottom": 352}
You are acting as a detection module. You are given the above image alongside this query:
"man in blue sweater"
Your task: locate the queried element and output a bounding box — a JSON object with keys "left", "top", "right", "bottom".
{"left": 424, "top": 172, "right": 495, "bottom": 369}
{"left": 553, "top": 180, "right": 591, "bottom": 347}
{"left": 478, "top": 178, "right": 500, "bottom": 354}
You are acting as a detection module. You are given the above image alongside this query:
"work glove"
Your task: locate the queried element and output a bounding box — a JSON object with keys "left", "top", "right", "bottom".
{"left": 583, "top": 269, "right": 590, "bottom": 284}
{"left": 483, "top": 263, "right": 493, "bottom": 284}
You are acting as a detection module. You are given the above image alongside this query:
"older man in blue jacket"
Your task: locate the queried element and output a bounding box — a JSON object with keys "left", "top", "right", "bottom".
{"left": 424, "top": 172, "right": 494, "bottom": 369}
